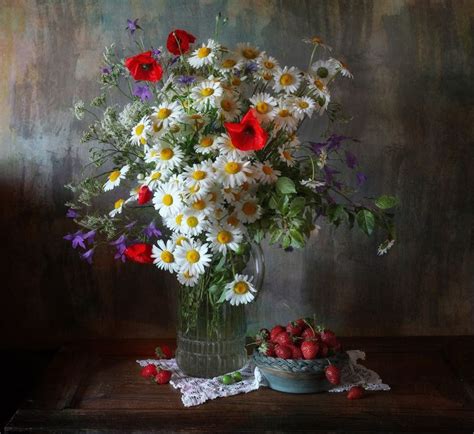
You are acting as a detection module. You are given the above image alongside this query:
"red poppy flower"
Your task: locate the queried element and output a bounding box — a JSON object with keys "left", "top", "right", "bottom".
{"left": 124, "top": 243, "right": 153, "bottom": 264}
{"left": 124, "top": 51, "right": 163, "bottom": 82}
{"left": 137, "top": 185, "right": 153, "bottom": 205}
{"left": 224, "top": 109, "right": 269, "bottom": 151}
{"left": 166, "top": 29, "right": 196, "bottom": 55}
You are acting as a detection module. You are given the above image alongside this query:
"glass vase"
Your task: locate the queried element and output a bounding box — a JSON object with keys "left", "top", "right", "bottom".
{"left": 175, "top": 243, "right": 264, "bottom": 378}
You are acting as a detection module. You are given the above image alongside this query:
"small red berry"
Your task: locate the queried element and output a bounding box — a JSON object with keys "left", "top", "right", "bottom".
{"left": 155, "top": 369, "right": 172, "bottom": 385}
{"left": 289, "top": 344, "right": 303, "bottom": 359}
{"left": 274, "top": 344, "right": 292, "bottom": 359}
{"left": 302, "top": 328, "right": 320, "bottom": 341}
{"left": 321, "top": 329, "right": 338, "bottom": 347}
{"left": 319, "top": 343, "right": 329, "bottom": 358}
{"left": 270, "top": 325, "right": 285, "bottom": 341}
{"left": 274, "top": 331, "right": 293, "bottom": 346}
{"left": 325, "top": 365, "right": 341, "bottom": 385}
{"left": 301, "top": 340, "right": 319, "bottom": 359}
{"left": 347, "top": 386, "right": 364, "bottom": 399}
{"left": 155, "top": 345, "right": 173, "bottom": 359}
{"left": 140, "top": 364, "right": 158, "bottom": 378}
{"left": 286, "top": 321, "right": 303, "bottom": 337}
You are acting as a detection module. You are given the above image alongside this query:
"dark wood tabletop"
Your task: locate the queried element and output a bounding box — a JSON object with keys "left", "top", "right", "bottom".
{"left": 4, "top": 337, "right": 474, "bottom": 433}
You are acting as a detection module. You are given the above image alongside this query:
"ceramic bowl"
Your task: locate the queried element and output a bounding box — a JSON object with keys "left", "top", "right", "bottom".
{"left": 253, "top": 351, "right": 348, "bottom": 394}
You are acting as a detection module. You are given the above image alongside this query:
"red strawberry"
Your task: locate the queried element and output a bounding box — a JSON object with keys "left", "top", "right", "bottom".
{"left": 155, "top": 345, "right": 173, "bottom": 359}
{"left": 330, "top": 339, "right": 343, "bottom": 354}
{"left": 286, "top": 321, "right": 303, "bottom": 337}
{"left": 319, "top": 343, "right": 329, "bottom": 358}
{"left": 347, "top": 386, "right": 364, "bottom": 400}
{"left": 274, "top": 332, "right": 293, "bottom": 346}
{"left": 321, "top": 329, "right": 338, "bottom": 347}
{"left": 258, "top": 341, "right": 275, "bottom": 357}
{"left": 140, "top": 364, "right": 158, "bottom": 378}
{"left": 325, "top": 365, "right": 341, "bottom": 385}
{"left": 155, "top": 369, "right": 172, "bottom": 385}
{"left": 274, "top": 344, "right": 292, "bottom": 359}
{"left": 301, "top": 340, "right": 319, "bottom": 359}
{"left": 302, "top": 328, "right": 320, "bottom": 340}
{"left": 270, "top": 325, "right": 285, "bottom": 341}
{"left": 295, "top": 318, "right": 307, "bottom": 329}
{"left": 256, "top": 328, "right": 270, "bottom": 345}
{"left": 288, "top": 344, "right": 303, "bottom": 359}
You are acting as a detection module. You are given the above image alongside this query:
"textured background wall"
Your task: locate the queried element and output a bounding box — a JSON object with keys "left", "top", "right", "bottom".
{"left": 1, "top": 0, "right": 473, "bottom": 347}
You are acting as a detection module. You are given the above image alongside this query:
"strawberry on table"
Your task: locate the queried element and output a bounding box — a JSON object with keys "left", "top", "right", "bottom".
{"left": 347, "top": 385, "right": 365, "bottom": 399}
{"left": 325, "top": 365, "right": 341, "bottom": 385}
{"left": 140, "top": 364, "right": 158, "bottom": 378}
{"left": 155, "top": 369, "right": 172, "bottom": 385}
{"left": 155, "top": 345, "right": 173, "bottom": 359}
{"left": 301, "top": 340, "right": 319, "bottom": 359}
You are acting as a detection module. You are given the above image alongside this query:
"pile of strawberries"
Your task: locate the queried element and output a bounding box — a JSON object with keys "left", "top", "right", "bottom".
{"left": 139, "top": 344, "right": 174, "bottom": 385}
{"left": 256, "top": 318, "right": 365, "bottom": 399}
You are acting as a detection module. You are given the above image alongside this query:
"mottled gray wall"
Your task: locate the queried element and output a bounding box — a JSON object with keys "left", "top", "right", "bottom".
{"left": 1, "top": 0, "right": 473, "bottom": 347}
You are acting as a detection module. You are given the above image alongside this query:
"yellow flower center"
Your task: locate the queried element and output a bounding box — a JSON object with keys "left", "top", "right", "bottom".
{"left": 170, "top": 124, "right": 180, "bottom": 133}
{"left": 231, "top": 77, "right": 241, "bottom": 86}
{"left": 234, "top": 281, "right": 249, "bottom": 294}
{"left": 183, "top": 271, "right": 193, "bottom": 278}
{"left": 242, "top": 202, "right": 257, "bottom": 215}
{"left": 175, "top": 236, "right": 187, "bottom": 246}
{"left": 278, "top": 109, "right": 290, "bottom": 118}
{"left": 160, "top": 251, "right": 174, "bottom": 263}
{"left": 279, "top": 73, "right": 294, "bottom": 86}
{"left": 157, "top": 108, "right": 172, "bottom": 120}
{"left": 140, "top": 137, "right": 147, "bottom": 145}
{"left": 200, "top": 137, "right": 214, "bottom": 148}
{"left": 135, "top": 124, "right": 145, "bottom": 136}
{"left": 192, "top": 199, "right": 206, "bottom": 211}
{"left": 200, "top": 87, "right": 214, "bottom": 97}
{"left": 263, "top": 60, "right": 275, "bottom": 69}
{"left": 256, "top": 102, "right": 269, "bottom": 114}
{"left": 282, "top": 150, "right": 292, "bottom": 160}
{"left": 314, "top": 79, "right": 324, "bottom": 90}
{"left": 262, "top": 165, "right": 273, "bottom": 175}
{"left": 222, "top": 59, "right": 236, "bottom": 68}
{"left": 263, "top": 72, "right": 272, "bottom": 81}
{"left": 162, "top": 194, "right": 173, "bottom": 206}
{"left": 189, "top": 184, "right": 201, "bottom": 194}
{"left": 197, "top": 47, "right": 211, "bottom": 58}
{"left": 186, "top": 216, "right": 199, "bottom": 228}
{"left": 311, "top": 36, "right": 323, "bottom": 45}
{"left": 192, "top": 170, "right": 207, "bottom": 181}
{"left": 153, "top": 123, "right": 163, "bottom": 133}
{"left": 175, "top": 214, "right": 183, "bottom": 225}
{"left": 242, "top": 47, "right": 258, "bottom": 59}
{"left": 220, "top": 99, "right": 233, "bottom": 111}
{"left": 186, "top": 249, "right": 200, "bottom": 263}
{"left": 217, "top": 230, "right": 232, "bottom": 244}
{"left": 160, "top": 148, "right": 174, "bottom": 160}
{"left": 109, "top": 170, "right": 121, "bottom": 182}
{"left": 114, "top": 199, "right": 124, "bottom": 209}
{"left": 224, "top": 162, "right": 241, "bottom": 175}
{"left": 227, "top": 215, "right": 239, "bottom": 227}
{"left": 298, "top": 101, "right": 309, "bottom": 109}
{"left": 150, "top": 171, "right": 161, "bottom": 180}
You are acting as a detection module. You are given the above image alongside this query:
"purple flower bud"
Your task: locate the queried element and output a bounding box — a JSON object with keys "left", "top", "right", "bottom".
{"left": 125, "top": 18, "right": 142, "bottom": 35}
{"left": 133, "top": 84, "right": 152, "bottom": 102}
{"left": 80, "top": 248, "right": 94, "bottom": 264}
{"left": 345, "top": 150, "right": 358, "bottom": 169}
{"left": 66, "top": 208, "right": 79, "bottom": 219}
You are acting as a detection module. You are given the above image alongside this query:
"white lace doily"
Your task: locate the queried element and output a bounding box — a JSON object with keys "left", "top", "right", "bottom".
{"left": 137, "top": 350, "right": 389, "bottom": 407}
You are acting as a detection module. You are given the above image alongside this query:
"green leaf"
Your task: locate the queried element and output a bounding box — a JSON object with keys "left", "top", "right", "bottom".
{"left": 215, "top": 254, "right": 226, "bottom": 272}
{"left": 375, "top": 195, "right": 399, "bottom": 210}
{"left": 217, "top": 289, "right": 228, "bottom": 304}
{"left": 208, "top": 284, "right": 220, "bottom": 294}
{"left": 289, "top": 197, "right": 305, "bottom": 215}
{"left": 276, "top": 177, "right": 296, "bottom": 195}
{"left": 290, "top": 229, "right": 305, "bottom": 248}
{"left": 281, "top": 234, "right": 292, "bottom": 249}
{"left": 356, "top": 209, "right": 375, "bottom": 236}
{"left": 268, "top": 195, "right": 278, "bottom": 210}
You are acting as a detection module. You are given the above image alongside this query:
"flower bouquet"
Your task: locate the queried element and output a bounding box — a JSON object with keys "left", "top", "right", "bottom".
{"left": 65, "top": 17, "right": 396, "bottom": 378}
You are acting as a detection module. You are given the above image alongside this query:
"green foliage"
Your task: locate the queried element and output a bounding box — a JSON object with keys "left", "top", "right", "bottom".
{"left": 356, "top": 209, "right": 375, "bottom": 236}
{"left": 375, "top": 195, "right": 399, "bottom": 210}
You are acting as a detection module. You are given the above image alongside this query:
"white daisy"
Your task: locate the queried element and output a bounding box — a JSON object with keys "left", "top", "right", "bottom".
{"left": 144, "top": 169, "right": 170, "bottom": 190}
{"left": 278, "top": 146, "right": 297, "bottom": 167}
{"left": 152, "top": 182, "right": 183, "bottom": 218}
{"left": 177, "top": 270, "right": 200, "bottom": 287}
{"left": 182, "top": 161, "right": 214, "bottom": 193}
{"left": 217, "top": 54, "right": 243, "bottom": 74}
{"left": 273, "top": 66, "right": 301, "bottom": 94}
{"left": 306, "top": 75, "right": 331, "bottom": 112}
{"left": 163, "top": 212, "right": 184, "bottom": 232}
{"left": 103, "top": 165, "right": 130, "bottom": 191}
{"left": 235, "top": 196, "right": 262, "bottom": 224}
{"left": 311, "top": 59, "right": 338, "bottom": 85}
{"left": 224, "top": 274, "right": 257, "bottom": 306}
{"left": 274, "top": 100, "right": 299, "bottom": 131}
{"left": 206, "top": 223, "right": 243, "bottom": 254}
{"left": 292, "top": 96, "right": 316, "bottom": 118}
{"left": 257, "top": 52, "right": 279, "bottom": 81}
{"left": 195, "top": 134, "right": 218, "bottom": 155}
{"left": 255, "top": 161, "right": 280, "bottom": 184}
{"left": 180, "top": 208, "right": 207, "bottom": 236}
{"left": 302, "top": 36, "right": 332, "bottom": 51}
{"left": 186, "top": 194, "right": 215, "bottom": 216}
{"left": 152, "top": 239, "right": 179, "bottom": 273}
{"left": 235, "top": 43, "right": 260, "bottom": 62}
{"left": 130, "top": 116, "right": 151, "bottom": 145}
{"left": 191, "top": 80, "right": 223, "bottom": 110}
{"left": 249, "top": 92, "right": 277, "bottom": 124}
{"left": 151, "top": 101, "right": 185, "bottom": 129}
{"left": 329, "top": 58, "right": 353, "bottom": 78}
{"left": 171, "top": 233, "right": 190, "bottom": 248}
{"left": 188, "top": 39, "right": 220, "bottom": 68}
{"left": 214, "top": 155, "right": 253, "bottom": 188}
{"left": 183, "top": 112, "right": 209, "bottom": 130}
{"left": 215, "top": 134, "right": 249, "bottom": 158}
{"left": 146, "top": 143, "right": 184, "bottom": 171}
{"left": 174, "top": 240, "right": 212, "bottom": 276}
{"left": 109, "top": 198, "right": 125, "bottom": 218}
{"left": 218, "top": 92, "right": 242, "bottom": 122}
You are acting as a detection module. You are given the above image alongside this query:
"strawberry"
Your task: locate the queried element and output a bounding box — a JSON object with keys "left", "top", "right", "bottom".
{"left": 301, "top": 340, "right": 319, "bottom": 359}
{"left": 295, "top": 318, "right": 307, "bottom": 329}
{"left": 301, "top": 328, "right": 320, "bottom": 340}
{"left": 155, "top": 369, "right": 172, "bottom": 385}
{"left": 347, "top": 386, "right": 364, "bottom": 400}
{"left": 325, "top": 365, "right": 341, "bottom": 385}
{"left": 321, "top": 329, "right": 338, "bottom": 347}
{"left": 286, "top": 321, "right": 303, "bottom": 337}
{"left": 270, "top": 325, "right": 285, "bottom": 341}
{"left": 256, "top": 328, "right": 270, "bottom": 345}
{"left": 319, "top": 343, "right": 329, "bottom": 358}
{"left": 155, "top": 345, "right": 173, "bottom": 359}
{"left": 330, "top": 339, "right": 343, "bottom": 354}
{"left": 274, "top": 331, "right": 293, "bottom": 346}
{"left": 288, "top": 344, "right": 303, "bottom": 359}
{"left": 140, "top": 364, "right": 158, "bottom": 378}
{"left": 258, "top": 341, "right": 275, "bottom": 357}
{"left": 274, "top": 344, "right": 292, "bottom": 359}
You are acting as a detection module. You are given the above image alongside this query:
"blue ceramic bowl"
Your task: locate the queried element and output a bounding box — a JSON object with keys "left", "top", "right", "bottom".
{"left": 253, "top": 351, "right": 348, "bottom": 394}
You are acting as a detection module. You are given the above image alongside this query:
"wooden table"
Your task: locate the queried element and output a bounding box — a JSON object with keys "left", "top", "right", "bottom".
{"left": 5, "top": 337, "right": 474, "bottom": 433}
